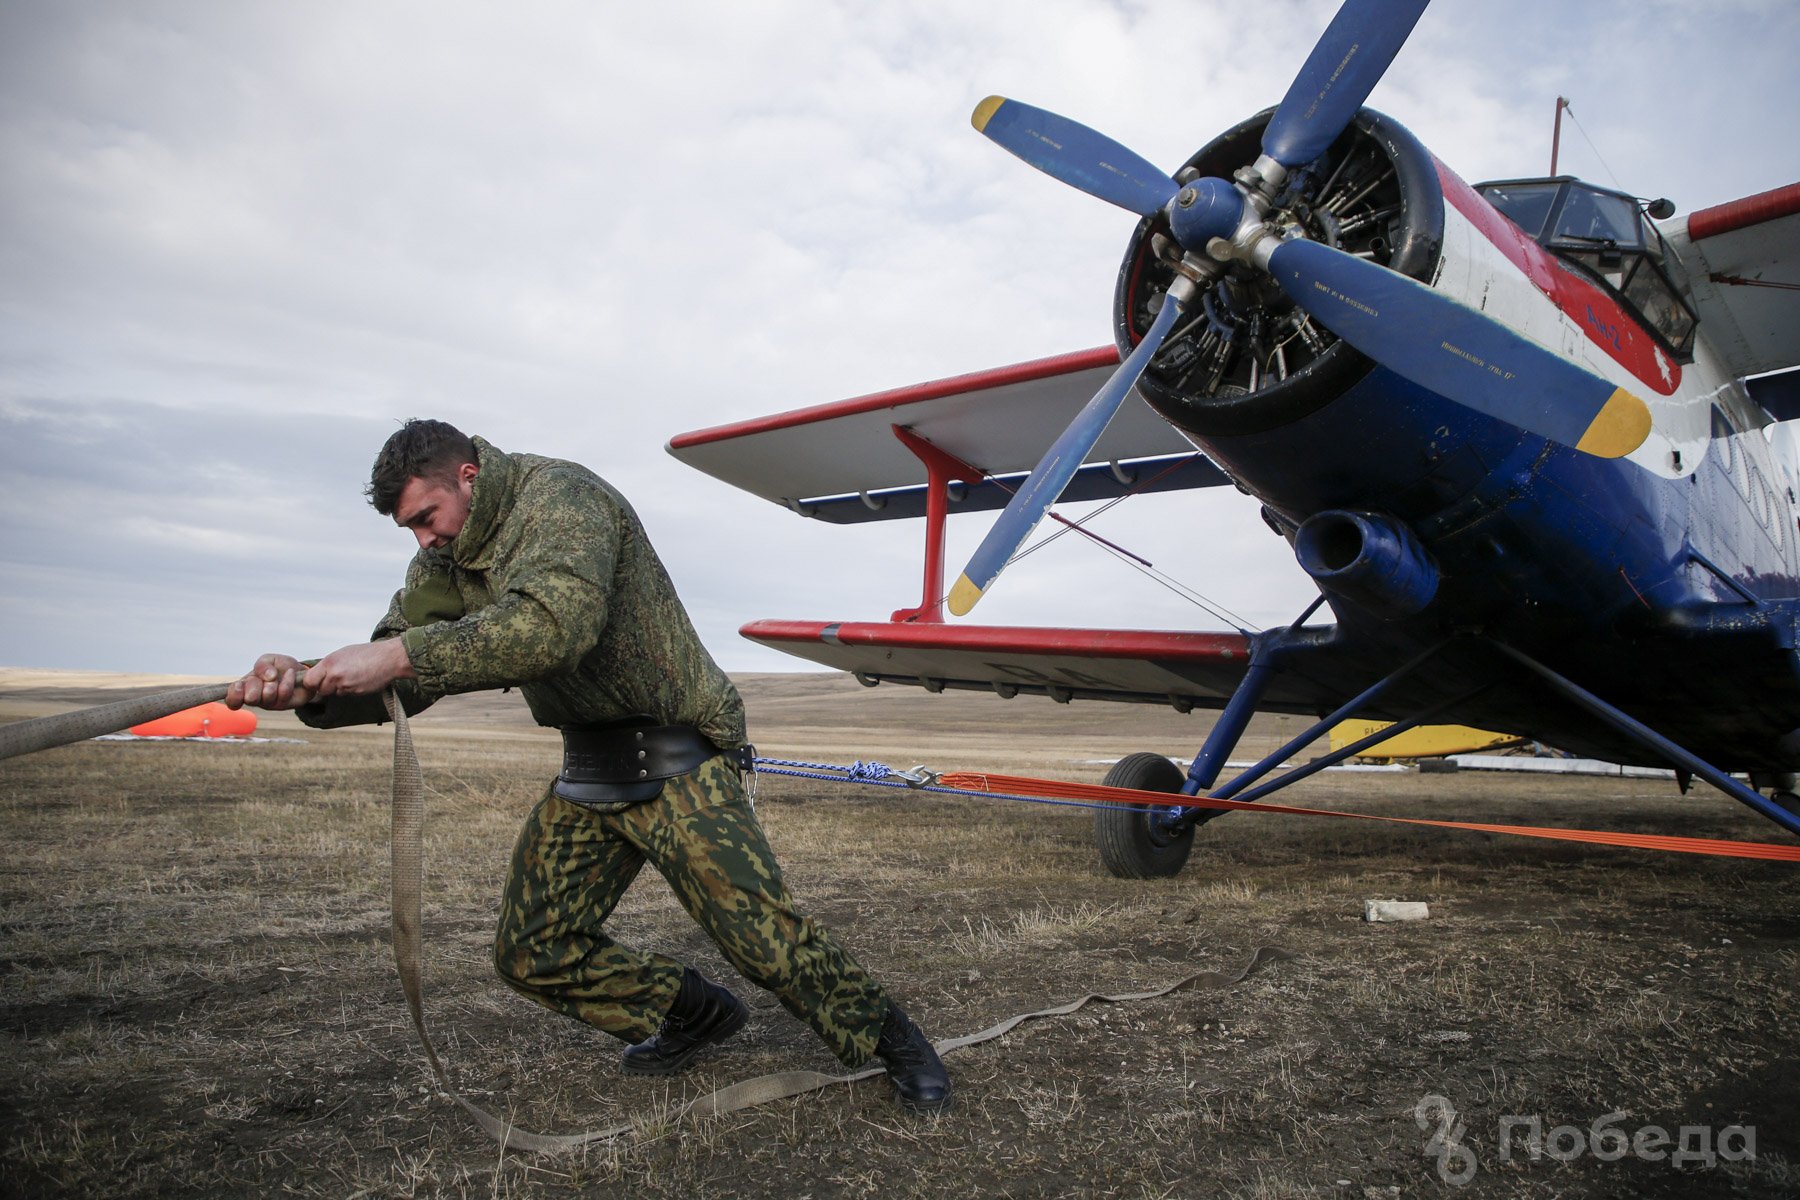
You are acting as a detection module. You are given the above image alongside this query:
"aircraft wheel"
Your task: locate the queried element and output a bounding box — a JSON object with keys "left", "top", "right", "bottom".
{"left": 1094, "top": 752, "right": 1194, "bottom": 879}
{"left": 1772, "top": 791, "right": 1800, "bottom": 819}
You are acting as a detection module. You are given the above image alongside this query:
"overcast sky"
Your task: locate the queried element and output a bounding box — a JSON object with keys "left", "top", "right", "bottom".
{"left": 2, "top": 0, "right": 1794, "bottom": 678}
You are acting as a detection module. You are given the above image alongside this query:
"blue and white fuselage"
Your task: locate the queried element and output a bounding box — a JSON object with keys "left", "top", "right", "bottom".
{"left": 1123, "top": 111, "right": 1800, "bottom": 773}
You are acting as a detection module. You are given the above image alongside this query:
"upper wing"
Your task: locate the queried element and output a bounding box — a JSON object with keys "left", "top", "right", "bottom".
{"left": 666, "top": 346, "right": 1232, "bottom": 524}
{"left": 1663, "top": 182, "right": 1800, "bottom": 383}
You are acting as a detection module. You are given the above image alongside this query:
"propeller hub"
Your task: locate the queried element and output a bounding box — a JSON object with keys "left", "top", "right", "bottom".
{"left": 1167, "top": 176, "right": 1248, "bottom": 253}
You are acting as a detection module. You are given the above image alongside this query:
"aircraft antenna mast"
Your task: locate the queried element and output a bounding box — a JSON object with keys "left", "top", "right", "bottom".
{"left": 1550, "top": 95, "right": 1569, "bottom": 175}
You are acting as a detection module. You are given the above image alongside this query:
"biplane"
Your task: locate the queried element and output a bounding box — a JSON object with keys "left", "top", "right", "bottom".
{"left": 669, "top": 0, "right": 1800, "bottom": 875}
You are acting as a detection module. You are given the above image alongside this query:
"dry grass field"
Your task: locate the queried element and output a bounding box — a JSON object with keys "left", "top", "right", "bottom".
{"left": 1, "top": 669, "right": 1795, "bottom": 1198}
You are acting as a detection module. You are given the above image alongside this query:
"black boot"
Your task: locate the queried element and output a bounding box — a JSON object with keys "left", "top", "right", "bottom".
{"left": 876, "top": 1003, "right": 952, "bottom": 1114}
{"left": 621, "top": 968, "right": 748, "bottom": 1075}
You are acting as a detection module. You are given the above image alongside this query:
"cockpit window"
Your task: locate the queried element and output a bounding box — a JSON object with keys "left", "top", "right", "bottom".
{"left": 1623, "top": 257, "right": 1696, "bottom": 352}
{"left": 1481, "top": 182, "right": 1560, "bottom": 238}
{"left": 1550, "top": 187, "right": 1642, "bottom": 249}
{"left": 1474, "top": 176, "right": 1698, "bottom": 360}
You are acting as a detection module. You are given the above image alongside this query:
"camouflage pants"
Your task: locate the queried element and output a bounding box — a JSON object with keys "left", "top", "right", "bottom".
{"left": 494, "top": 752, "right": 889, "bottom": 1067}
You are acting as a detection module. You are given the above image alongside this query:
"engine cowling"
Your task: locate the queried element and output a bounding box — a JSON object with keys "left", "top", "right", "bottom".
{"left": 1116, "top": 109, "right": 1445, "bottom": 441}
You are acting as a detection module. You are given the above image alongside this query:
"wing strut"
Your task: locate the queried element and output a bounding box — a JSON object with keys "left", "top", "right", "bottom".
{"left": 1490, "top": 641, "right": 1800, "bottom": 837}
{"left": 888, "top": 426, "right": 986, "bottom": 623}
{"left": 1156, "top": 632, "right": 1800, "bottom": 840}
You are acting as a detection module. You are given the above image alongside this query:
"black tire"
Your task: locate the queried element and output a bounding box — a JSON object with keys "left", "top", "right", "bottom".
{"left": 1094, "top": 752, "right": 1194, "bottom": 879}
{"left": 1773, "top": 791, "right": 1800, "bottom": 819}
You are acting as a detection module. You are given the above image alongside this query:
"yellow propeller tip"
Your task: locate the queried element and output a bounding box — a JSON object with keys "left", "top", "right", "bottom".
{"left": 971, "top": 95, "right": 1007, "bottom": 133}
{"left": 947, "top": 575, "right": 983, "bottom": 616}
{"left": 1575, "top": 388, "right": 1653, "bottom": 458}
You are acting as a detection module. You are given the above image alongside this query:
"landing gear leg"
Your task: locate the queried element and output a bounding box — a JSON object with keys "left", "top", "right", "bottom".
{"left": 1095, "top": 753, "right": 1194, "bottom": 878}
{"left": 1492, "top": 641, "right": 1800, "bottom": 838}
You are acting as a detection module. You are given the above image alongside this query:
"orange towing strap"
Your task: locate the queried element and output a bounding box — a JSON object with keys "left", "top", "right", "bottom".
{"left": 936, "top": 771, "right": 1800, "bottom": 863}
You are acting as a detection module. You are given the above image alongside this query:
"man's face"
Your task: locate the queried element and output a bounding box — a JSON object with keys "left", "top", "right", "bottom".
{"left": 393, "top": 463, "right": 478, "bottom": 550}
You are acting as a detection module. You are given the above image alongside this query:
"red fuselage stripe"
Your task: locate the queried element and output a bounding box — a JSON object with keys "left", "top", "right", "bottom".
{"left": 667, "top": 346, "right": 1121, "bottom": 449}
{"left": 1436, "top": 158, "right": 1680, "bottom": 394}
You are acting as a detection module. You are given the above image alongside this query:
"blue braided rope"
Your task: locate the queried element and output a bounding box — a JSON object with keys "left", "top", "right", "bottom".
{"left": 756, "top": 765, "right": 914, "bottom": 789}
{"left": 752, "top": 757, "right": 1156, "bottom": 814}
{"left": 757, "top": 756, "right": 897, "bottom": 779}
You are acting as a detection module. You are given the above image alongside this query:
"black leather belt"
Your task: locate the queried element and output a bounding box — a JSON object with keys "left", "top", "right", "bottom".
{"left": 554, "top": 720, "right": 753, "bottom": 807}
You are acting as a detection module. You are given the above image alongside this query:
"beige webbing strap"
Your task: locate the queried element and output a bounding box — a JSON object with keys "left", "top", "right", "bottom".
{"left": 931, "top": 944, "right": 1293, "bottom": 1055}
{"left": 381, "top": 690, "right": 1290, "bottom": 1152}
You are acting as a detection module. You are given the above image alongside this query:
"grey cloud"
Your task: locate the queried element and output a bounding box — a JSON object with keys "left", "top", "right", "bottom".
{"left": 0, "top": 0, "right": 1787, "bottom": 679}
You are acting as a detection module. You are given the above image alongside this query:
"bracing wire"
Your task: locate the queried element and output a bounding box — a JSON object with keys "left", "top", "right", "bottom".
{"left": 1031, "top": 515, "right": 1260, "bottom": 634}
{"left": 1000, "top": 458, "right": 1260, "bottom": 633}
{"left": 915, "top": 453, "right": 1261, "bottom": 633}
{"left": 1561, "top": 102, "right": 1622, "bottom": 190}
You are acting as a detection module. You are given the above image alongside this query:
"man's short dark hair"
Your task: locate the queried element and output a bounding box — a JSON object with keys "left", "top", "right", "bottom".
{"left": 367, "top": 419, "right": 477, "bottom": 515}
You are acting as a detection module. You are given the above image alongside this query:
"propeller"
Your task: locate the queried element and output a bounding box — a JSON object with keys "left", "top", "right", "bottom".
{"left": 1266, "top": 238, "right": 1650, "bottom": 456}
{"left": 971, "top": 97, "right": 1177, "bottom": 217}
{"left": 948, "top": 0, "right": 1652, "bottom": 614}
{"left": 947, "top": 285, "right": 1190, "bottom": 617}
{"left": 1259, "top": 0, "right": 1431, "bottom": 174}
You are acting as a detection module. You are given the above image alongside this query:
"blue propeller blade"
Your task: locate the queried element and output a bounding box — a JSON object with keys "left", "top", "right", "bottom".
{"left": 948, "top": 295, "right": 1185, "bottom": 616}
{"left": 1267, "top": 237, "right": 1651, "bottom": 457}
{"left": 972, "top": 96, "right": 1179, "bottom": 217}
{"left": 1261, "top": 0, "right": 1430, "bottom": 170}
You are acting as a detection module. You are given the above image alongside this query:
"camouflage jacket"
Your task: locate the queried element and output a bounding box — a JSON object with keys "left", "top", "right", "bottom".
{"left": 298, "top": 437, "right": 746, "bottom": 747}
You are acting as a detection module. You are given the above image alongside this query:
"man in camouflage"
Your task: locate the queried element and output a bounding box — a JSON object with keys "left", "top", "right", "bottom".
{"left": 226, "top": 419, "right": 950, "bottom": 1112}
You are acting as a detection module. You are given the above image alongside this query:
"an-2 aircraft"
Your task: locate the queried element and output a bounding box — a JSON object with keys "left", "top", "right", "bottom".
{"left": 670, "top": 0, "right": 1800, "bottom": 876}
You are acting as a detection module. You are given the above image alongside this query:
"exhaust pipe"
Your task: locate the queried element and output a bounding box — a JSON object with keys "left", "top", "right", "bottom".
{"left": 1294, "top": 510, "right": 1438, "bottom": 618}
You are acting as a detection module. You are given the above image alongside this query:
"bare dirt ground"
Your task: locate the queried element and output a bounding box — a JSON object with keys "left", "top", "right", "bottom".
{"left": 1, "top": 669, "right": 1795, "bottom": 1198}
